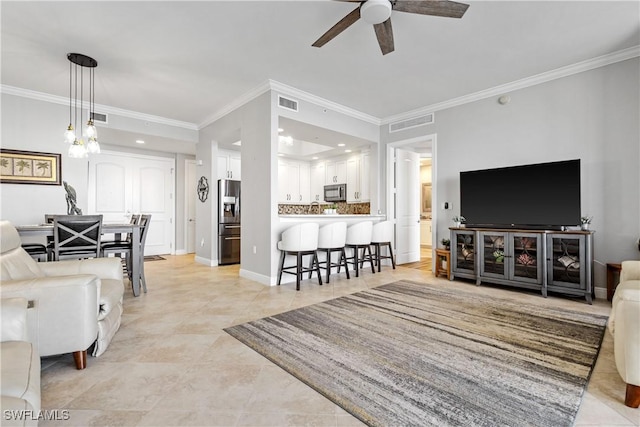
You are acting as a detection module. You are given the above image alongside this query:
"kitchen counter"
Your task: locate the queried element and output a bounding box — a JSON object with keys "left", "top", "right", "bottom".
{"left": 279, "top": 214, "right": 386, "bottom": 221}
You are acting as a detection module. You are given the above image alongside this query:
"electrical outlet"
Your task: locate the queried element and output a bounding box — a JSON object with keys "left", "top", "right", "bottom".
{"left": 252, "top": 246, "right": 257, "bottom": 254}
{"left": 200, "top": 238, "right": 205, "bottom": 247}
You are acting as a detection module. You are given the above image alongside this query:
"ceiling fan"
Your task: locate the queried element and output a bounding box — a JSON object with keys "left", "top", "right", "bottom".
{"left": 312, "top": 0, "right": 469, "bottom": 55}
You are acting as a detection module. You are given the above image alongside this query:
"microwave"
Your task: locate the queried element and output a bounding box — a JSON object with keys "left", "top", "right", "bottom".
{"left": 324, "top": 184, "right": 347, "bottom": 202}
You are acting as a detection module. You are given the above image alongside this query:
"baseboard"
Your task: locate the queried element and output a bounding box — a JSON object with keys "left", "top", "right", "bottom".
{"left": 195, "top": 256, "right": 218, "bottom": 267}
{"left": 175, "top": 249, "right": 187, "bottom": 255}
{"left": 239, "top": 268, "right": 273, "bottom": 286}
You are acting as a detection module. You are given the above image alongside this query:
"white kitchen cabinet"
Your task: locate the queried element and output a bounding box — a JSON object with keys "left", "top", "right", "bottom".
{"left": 346, "top": 152, "right": 370, "bottom": 203}
{"left": 218, "top": 149, "right": 241, "bottom": 180}
{"left": 310, "top": 162, "right": 326, "bottom": 202}
{"left": 325, "top": 159, "right": 346, "bottom": 184}
{"left": 360, "top": 151, "right": 370, "bottom": 202}
{"left": 278, "top": 159, "right": 310, "bottom": 204}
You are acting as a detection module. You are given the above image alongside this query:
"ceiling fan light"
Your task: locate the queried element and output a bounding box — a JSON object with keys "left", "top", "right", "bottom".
{"left": 361, "top": 0, "right": 392, "bottom": 24}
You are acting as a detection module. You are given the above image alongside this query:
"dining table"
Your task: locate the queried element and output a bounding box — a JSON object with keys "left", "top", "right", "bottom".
{"left": 16, "top": 223, "right": 144, "bottom": 297}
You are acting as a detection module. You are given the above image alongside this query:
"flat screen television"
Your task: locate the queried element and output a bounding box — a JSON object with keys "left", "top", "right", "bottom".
{"left": 460, "top": 159, "right": 581, "bottom": 229}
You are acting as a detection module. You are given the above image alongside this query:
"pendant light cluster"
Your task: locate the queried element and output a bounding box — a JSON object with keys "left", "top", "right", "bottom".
{"left": 64, "top": 53, "right": 100, "bottom": 158}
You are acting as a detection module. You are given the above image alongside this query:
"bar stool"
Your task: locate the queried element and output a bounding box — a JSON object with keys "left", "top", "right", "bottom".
{"left": 371, "top": 220, "right": 396, "bottom": 272}
{"left": 277, "top": 223, "right": 323, "bottom": 291}
{"left": 20, "top": 243, "right": 48, "bottom": 262}
{"left": 312, "top": 222, "right": 350, "bottom": 284}
{"left": 344, "top": 221, "right": 375, "bottom": 277}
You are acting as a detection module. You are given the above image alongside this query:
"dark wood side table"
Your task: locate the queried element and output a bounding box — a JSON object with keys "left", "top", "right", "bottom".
{"left": 607, "top": 263, "right": 622, "bottom": 301}
{"left": 435, "top": 249, "right": 451, "bottom": 280}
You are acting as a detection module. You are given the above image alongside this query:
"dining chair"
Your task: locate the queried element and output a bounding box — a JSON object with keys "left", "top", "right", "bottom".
{"left": 100, "top": 214, "right": 139, "bottom": 277}
{"left": 52, "top": 215, "right": 103, "bottom": 261}
{"left": 101, "top": 214, "right": 151, "bottom": 293}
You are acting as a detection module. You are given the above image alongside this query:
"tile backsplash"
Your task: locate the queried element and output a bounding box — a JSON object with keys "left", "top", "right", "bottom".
{"left": 279, "top": 202, "right": 370, "bottom": 215}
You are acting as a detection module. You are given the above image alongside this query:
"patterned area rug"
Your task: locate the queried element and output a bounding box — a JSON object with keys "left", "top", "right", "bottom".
{"left": 224, "top": 280, "right": 608, "bottom": 427}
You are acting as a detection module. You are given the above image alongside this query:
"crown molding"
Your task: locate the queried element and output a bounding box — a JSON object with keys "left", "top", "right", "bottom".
{"left": 197, "top": 81, "right": 272, "bottom": 129}
{"left": 198, "top": 79, "right": 381, "bottom": 129}
{"left": 381, "top": 45, "right": 640, "bottom": 125}
{"left": 1, "top": 85, "right": 199, "bottom": 131}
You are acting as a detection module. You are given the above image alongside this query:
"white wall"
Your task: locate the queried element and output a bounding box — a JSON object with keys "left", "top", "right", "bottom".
{"left": 382, "top": 58, "right": 640, "bottom": 290}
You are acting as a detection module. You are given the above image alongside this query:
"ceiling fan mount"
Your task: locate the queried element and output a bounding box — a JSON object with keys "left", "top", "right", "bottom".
{"left": 312, "top": 0, "right": 470, "bottom": 55}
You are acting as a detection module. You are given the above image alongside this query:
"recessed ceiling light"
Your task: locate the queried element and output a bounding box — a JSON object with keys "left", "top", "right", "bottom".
{"left": 345, "top": 149, "right": 352, "bottom": 153}
{"left": 232, "top": 140, "right": 242, "bottom": 146}
{"left": 135, "top": 140, "right": 145, "bottom": 144}
{"left": 338, "top": 143, "right": 345, "bottom": 147}
{"left": 312, "top": 156, "right": 319, "bottom": 160}
{"left": 278, "top": 128, "right": 284, "bottom": 133}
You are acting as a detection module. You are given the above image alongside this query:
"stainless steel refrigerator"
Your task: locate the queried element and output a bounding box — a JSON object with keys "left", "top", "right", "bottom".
{"left": 218, "top": 179, "right": 241, "bottom": 265}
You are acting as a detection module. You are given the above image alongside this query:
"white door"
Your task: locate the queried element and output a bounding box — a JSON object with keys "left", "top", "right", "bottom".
{"left": 185, "top": 159, "right": 197, "bottom": 253}
{"left": 395, "top": 148, "right": 421, "bottom": 264}
{"left": 88, "top": 151, "right": 175, "bottom": 256}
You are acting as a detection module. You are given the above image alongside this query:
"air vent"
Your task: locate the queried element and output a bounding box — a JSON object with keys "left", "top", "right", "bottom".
{"left": 389, "top": 113, "right": 434, "bottom": 133}
{"left": 278, "top": 95, "right": 298, "bottom": 112}
{"left": 91, "top": 112, "right": 108, "bottom": 124}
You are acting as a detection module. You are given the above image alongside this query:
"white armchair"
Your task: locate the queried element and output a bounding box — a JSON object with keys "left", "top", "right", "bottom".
{"left": 608, "top": 260, "right": 640, "bottom": 408}
{"left": 0, "top": 220, "right": 124, "bottom": 369}
{"left": 1, "top": 297, "right": 40, "bottom": 426}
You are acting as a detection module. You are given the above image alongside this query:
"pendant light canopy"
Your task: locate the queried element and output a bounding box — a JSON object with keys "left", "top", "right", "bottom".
{"left": 65, "top": 53, "right": 100, "bottom": 158}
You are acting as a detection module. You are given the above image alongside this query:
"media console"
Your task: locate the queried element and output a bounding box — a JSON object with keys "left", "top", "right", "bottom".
{"left": 450, "top": 227, "right": 594, "bottom": 304}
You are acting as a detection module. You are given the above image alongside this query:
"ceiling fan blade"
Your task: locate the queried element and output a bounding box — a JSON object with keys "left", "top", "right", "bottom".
{"left": 373, "top": 18, "right": 394, "bottom": 55}
{"left": 312, "top": 7, "right": 362, "bottom": 48}
{"left": 392, "top": 0, "right": 469, "bottom": 19}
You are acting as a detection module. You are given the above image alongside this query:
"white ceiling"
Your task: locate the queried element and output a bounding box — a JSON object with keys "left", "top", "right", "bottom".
{"left": 2, "top": 1, "right": 639, "bottom": 151}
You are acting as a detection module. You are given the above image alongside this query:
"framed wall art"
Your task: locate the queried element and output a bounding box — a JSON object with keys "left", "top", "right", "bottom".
{"left": 0, "top": 149, "right": 61, "bottom": 185}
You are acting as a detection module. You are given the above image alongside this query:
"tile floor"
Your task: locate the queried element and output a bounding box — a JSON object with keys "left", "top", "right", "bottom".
{"left": 39, "top": 255, "right": 639, "bottom": 427}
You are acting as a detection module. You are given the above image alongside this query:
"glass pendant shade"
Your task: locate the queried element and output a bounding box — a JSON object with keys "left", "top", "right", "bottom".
{"left": 64, "top": 124, "right": 76, "bottom": 144}
{"left": 68, "top": 139, "right": 88, "bottom": 158}
{"left": 85, "top": 119, "right": 97, "bottom": 139}
{"left": 87, "top": 137, "right": 101, "bottom": 154}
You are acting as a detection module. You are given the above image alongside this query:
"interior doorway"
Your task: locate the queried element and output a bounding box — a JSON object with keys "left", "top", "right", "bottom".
{"left": 387, "top": 134, "right": 436, "bottom": 272}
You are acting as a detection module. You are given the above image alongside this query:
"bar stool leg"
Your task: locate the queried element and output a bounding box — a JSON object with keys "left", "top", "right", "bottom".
{"left": 325, "top": 249, "right": 331, "bottom": 283}
{"left": 387, "top": 243, "right": 396, "bottom": 269}
{"left": 366, "top": 245, "right": 376, "bottom": 274}
{"left": 296, "top": 252, "right": 302, "bottom": 291}
{"left": 277, "top": 250, "right": 285, "bottom": 286}
{"left": 340, "top": 248, "right": 350, "bottom": 279}
{"left": 353, "top": 246, "right": 360, "bottom": 278}
{"left": 314, "top": 252, "right": 323, "bottom": 286}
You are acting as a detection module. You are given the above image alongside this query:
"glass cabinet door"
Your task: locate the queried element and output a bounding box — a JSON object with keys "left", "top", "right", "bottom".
{"left": 453, "top": 230, "right": 476, "bottom": 273}
{"left": 480, "top": 231, "right": 507, "bottom": 279}
{"left": 547, "top": 234, "right": 585, "bottom": 289}
{"left": 510, "top": 233, "right": 542, "bottom": 284}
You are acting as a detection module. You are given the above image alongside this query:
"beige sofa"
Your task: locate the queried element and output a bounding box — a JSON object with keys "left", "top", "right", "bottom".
{"left": 1, "top": 297, "right": 40, "bottom": 427}
{"left": 0, "top": 220, "right": 124, "bottom": 368}
{"left": 608, "top": 260, "right": 640, "bottom": 408}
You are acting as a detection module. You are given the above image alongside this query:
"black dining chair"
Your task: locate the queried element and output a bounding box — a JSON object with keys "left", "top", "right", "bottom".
{"left": 52, "top": 215, "right": 103, "bottom": 260}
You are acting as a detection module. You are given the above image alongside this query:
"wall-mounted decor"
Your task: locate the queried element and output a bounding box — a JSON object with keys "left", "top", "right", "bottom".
{"left": 0, "top": 149, "right": 61, "bottom": 185}
{"left": 197, "top": 176, "right": 209, "bottom": 202}
{"left": 421, "top": 183, "right": 432, "bottom": 213}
